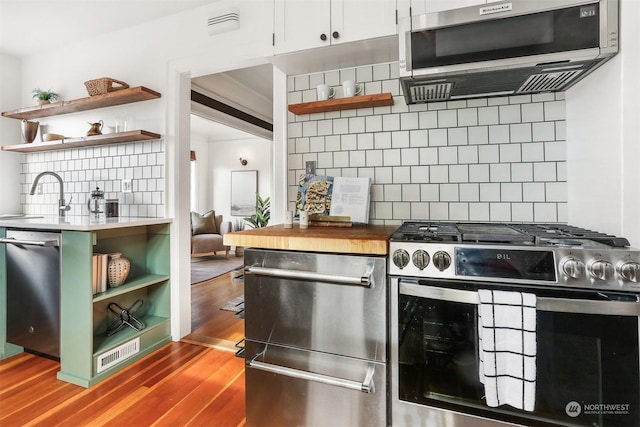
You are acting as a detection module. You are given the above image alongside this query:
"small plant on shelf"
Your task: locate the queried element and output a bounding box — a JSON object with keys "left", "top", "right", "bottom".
{"left": 32, "top": 88, "right": 60, "bottom": 105}
{"left": 244, "top": 192, "right": 270, "bottom": 228}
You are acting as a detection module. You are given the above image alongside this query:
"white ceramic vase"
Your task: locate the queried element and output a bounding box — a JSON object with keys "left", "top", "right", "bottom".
{"left": 107, "top": 252, "right": 130, "bottom": 288}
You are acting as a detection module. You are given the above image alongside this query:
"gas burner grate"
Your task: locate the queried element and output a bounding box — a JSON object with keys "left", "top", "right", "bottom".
{"left": 391, "top": 222, "right": 630, "bottom": 248}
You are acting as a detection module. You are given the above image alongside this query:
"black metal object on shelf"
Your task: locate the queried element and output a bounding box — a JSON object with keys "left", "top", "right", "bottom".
{"left": 106, "top": 299, "right": 146, "bottom": 337}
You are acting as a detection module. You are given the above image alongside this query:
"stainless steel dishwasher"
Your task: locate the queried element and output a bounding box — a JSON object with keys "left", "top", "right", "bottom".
{"left": 1, "top": 229, "right": 61, "bottom": 359}
{"left": 243, "top": 248, "right": 388, "bottom": 427}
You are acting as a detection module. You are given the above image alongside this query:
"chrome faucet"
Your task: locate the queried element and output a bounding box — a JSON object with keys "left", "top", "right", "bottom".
{"left": 29, "top": 171, "right": 71, "bottom": 217}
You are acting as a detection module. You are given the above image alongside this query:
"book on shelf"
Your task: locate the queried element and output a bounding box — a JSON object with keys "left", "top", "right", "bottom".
{"left": 92, "top": 253, "right": 109, "bottom": 294}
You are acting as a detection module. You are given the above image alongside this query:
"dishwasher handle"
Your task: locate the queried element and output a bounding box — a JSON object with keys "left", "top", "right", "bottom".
{"left": 245, "top": 263, "right": 374, "bottom": 287}
{"left": 0, "top": 237, "right": 59, "bottom": 247}
{"left": 247, "top": 355, "right": 376, "bottom": 393}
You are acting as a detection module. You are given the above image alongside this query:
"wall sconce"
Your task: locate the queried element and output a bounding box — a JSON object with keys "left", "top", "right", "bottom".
{"left": 239, "top": 157, "right": 248, "bottom": 166}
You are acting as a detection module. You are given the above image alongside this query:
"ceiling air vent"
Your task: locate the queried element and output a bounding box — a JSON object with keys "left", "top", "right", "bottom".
{"left": 517, "top": 70, "right": 583, "bottom": 94}
{"left": 207, "top": 8, "right": 240, "bottom": 36}
{"left": 409, "top": 82, "right": 453, "bottom": 103}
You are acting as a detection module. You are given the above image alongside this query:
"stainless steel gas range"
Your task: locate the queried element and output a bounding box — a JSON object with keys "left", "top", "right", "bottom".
{"left": 388, "top": 222, "right": 640, "bottom": 427}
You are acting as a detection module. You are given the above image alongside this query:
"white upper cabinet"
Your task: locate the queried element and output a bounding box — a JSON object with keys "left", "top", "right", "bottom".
{"left": 273, "top": 0, "right": 397, "bottom": 55}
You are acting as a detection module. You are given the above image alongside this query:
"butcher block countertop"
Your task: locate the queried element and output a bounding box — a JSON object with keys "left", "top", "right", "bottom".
{"left": 223, "top": 224, "right": 397, "bottom": 255}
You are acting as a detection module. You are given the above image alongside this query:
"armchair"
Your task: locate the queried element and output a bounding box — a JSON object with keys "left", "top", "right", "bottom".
{"left": 190, "top": 210, "right": 232, "bottom": 258}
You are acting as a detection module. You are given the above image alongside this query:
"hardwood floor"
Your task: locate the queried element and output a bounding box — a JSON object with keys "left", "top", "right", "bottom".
{"left": 0, "top": 342, "right": 245, "bottom": 426}
{"left": 185, "top": 265, "right": 245, "bottom": 351}
{"left": 0, "top": 263, "right": 247, "bottom": 426}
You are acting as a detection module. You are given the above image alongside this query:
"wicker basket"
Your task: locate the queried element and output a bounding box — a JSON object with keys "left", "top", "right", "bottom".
{"left": 84, "top": 77, "right": 130, "bottom": 96}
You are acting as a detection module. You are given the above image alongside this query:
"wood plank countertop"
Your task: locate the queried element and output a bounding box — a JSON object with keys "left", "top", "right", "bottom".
{"left": 223, "top": 224, "right": 397, "bottom": 255}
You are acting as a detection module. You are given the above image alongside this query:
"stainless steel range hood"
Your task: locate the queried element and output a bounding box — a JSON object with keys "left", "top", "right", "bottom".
{"left": 399, "top": 0, "right": 619, "bottom": 104}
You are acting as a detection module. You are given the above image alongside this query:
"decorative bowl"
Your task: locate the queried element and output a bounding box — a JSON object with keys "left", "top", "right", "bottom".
{"left": 43, "top": 133, "right": 64, "bottom": 141}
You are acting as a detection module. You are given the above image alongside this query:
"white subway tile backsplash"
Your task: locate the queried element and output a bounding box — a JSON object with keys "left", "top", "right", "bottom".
{"left": 534, "top": 203, "right": 558, "bottom": 222}
{"left": 489, "top": 125, "right": 510, "bottom": 144}
{"left": 490, "top": 203, "right": 512, "bottom": 221}
{"left": 499, "top": 104, "right": 521, "bottom": 124}
{"left": 510, "top": 123, "right": 532, "bottom": 143}
{"left": 421, "top": 184, "right": 440, "bottom": 201}
{"left": 366, "top": 116, "right": 383, "bottom": 133}
{"left": 469, "top": 164, "right": 490, "bottom": 182}
{"left": 428, "top": 129, "right": 448, "bottom": 146}
{"left": 439, "top": 147, "right": 458, "bottom": 165}
{"left": 438, "top": 110, "right": 457, "bottom": 128}
{"left": 449, "top": 165, "right": 469, "bottom": 183}
{"left": 392, "top": 131, "right": 410, "bottom": 148}
{"left": 430, "top": 165, "right": 449, "bottom": 183}
{"left": 499, "top": 144, "right": 522, "bottom": 163}
{"left": 401, "top": 148, "right": 420, "bottom": 166}
{"left": 448, "top": 128, "right": 468, "bottom": 146}
{"left": 384, "top": 149, "right": 401, "bottom": 166}
{"left": 478, "top": 145, "right": 500, "bottom": 164}
{"left": 544, "top": 100, "right": 566, "bottom": 121}
{"left": 533, "top": 162, "right": 557, "bottom": 182}
{"left": 419, "top": 111, "right": 438, "bottom": 129}
{"left": 287, "top": 64, "right": 567, "bottom": 224}
{"left": 522, "top": 143, "right": 545, "bottom": 162}
{"left": 532, "top": 122, "right": 555, "bottom": 142}
{"left": 393, "top": 166, "right": 412, "bottom": 184}
{"left": 458, "top": 108, "right": 478, "bottom": 127}
{"left": 402, "top": 184, "right": 421, "bottom": 201}
{"left": 409, "top": 129, "right": 429, "bottom": 147}
{"left": 468, "top": 126, "right": 489, "bottom": 145}
{"left": 21, "top": 140, "right": 165, "bottom": 217}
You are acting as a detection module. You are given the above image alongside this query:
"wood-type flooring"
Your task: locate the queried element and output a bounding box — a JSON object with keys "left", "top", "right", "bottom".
{"left": 0, "top": 266, "right": 246, "bottom": 426}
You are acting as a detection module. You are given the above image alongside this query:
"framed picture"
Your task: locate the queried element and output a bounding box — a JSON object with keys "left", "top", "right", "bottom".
{"left": 231, "top": 170, "right": 258, "bottom": 216}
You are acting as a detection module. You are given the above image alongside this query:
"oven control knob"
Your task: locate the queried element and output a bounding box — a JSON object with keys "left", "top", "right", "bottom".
{"left": 392, "top": 249, "right": 410, "bottom": 269}
{"left": 616, "top": 261, "right": 640, "bottom": 282}
{"left": 432, "top": 251, "right": 451, "bottom": 271}
{"left": 412, "top": 250, "right": 430, "bottom": 270}
{"left": 587, "top": 259, "right": 615, "bottom": 281}
{"left": 560, "top": 257, "right": 585, "bottom": 279}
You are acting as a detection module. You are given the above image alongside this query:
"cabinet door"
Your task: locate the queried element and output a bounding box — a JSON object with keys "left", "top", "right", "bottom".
{"left": 330, "top": 0, "right": 397, "bottom": 45}
{"left": 415, "top": 0, "right": 486, "bottom": 15}
{"left": 274, "top": 0, "right": 331, "bottom": 55}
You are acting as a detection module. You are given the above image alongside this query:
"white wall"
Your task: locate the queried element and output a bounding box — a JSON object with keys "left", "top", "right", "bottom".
{"left": 566, "top": 0, "right": 640, "bottom": 246}
{"left": 209, "top": 137, "right": 273, "bottom": 223}
{"left": 0, "top": 53, "right": 22, "bottom": 213}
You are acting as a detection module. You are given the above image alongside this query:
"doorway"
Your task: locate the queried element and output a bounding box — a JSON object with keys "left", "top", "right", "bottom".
{"left": 184, "top": 64, "right": 274, "bottom": 350}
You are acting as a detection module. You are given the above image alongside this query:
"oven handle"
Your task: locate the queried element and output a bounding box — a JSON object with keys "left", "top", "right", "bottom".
{"left": 247, "top": 353, "right": 376, "bottom": 393}
{"left": 0, "top": 237, "right": 59, "bottom": 247}
{"left": 245, "top": 264, "right": 374, "bottom": 287}
{"left": 399, "top": 281, "right": 640, "bottom": 316}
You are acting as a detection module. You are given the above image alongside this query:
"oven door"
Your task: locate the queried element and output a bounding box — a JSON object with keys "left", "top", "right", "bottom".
{"left": 390, "top": 277, "right": 640, "bottom": 427}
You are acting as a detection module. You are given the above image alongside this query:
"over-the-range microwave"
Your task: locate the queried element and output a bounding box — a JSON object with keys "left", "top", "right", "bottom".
{"left": 399, "top": 0, "right": 619, "bottom": 104}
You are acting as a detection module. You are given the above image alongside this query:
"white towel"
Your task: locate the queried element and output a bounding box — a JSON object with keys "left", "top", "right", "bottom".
{"left": 478, "top": 289, "right": 536, "bottom": 412}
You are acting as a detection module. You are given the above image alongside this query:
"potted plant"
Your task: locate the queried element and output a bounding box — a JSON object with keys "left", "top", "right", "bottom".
{"left": 232, "top": 219, "right": 246, "bottom": 257}
{"left": 32, "top": 88, "right": 60, "bottom": 105}
{"left": 244, "top": 192, "right": 271, "bottom": 229}
{"left": 237, "top": 193, "right": 270, "bottom": 257}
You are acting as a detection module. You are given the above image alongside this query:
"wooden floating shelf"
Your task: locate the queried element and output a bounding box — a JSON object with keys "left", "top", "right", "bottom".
{"left": 1, "top": 86, "right": 161, "bottom": 120}
{"left": 288, "top": 92, "right": 394, "bottom": 115}
{"left": 1, "top": 130, "right": 161, "bottom": 153}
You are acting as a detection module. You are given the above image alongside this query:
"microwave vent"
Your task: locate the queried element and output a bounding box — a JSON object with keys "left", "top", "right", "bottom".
{"left": 517, "top": 70, "right": 583, "bottom": 94}
{"left": 409, "top": 82, "right": 453, "bottom": 102}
